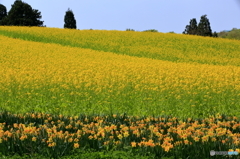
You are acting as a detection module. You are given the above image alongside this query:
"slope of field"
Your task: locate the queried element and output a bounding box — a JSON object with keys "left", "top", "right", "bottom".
{"left": 0, "top": 32, "right": 240, "bottom": 119}
{"left": 0, "top": 26, "right": 240, "bottom": 66}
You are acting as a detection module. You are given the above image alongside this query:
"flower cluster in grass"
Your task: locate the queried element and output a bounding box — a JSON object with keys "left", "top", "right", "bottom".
{"left": 1, "top": 111, "right": 240, "bottom": 158}
{"left": 0, "top": 35, "right": 240, "bottom": 119}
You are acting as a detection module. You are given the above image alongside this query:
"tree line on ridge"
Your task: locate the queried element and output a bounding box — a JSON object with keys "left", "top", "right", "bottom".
{"left": 0, "top": 0, "right": 235, "bottom": 38}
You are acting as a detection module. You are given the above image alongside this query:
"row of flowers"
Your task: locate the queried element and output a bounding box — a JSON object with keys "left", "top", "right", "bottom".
{"left": 1, "top": 111, "right": 240, "bottom": 158}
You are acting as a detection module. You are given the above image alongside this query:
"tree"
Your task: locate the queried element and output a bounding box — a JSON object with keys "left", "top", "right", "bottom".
{"left": 64, "top": 8, "right": 76, "bottom": 29}
{"left": 183, "top": 18, "right": 198, "bottom": 35}
{"left": 0, "top": 4, "right": 7, "bottom": 23}
{"left": 212, "top": 31, "right": 218, "bottom": 38}
{"left": 0, "top": 0, "right": 44, "bottom": 26}
{"left": 126, "top": 28, "right": 135, "bottom": 31}
{"left": 197, "top": 15, "right": 212, "bottom": 37}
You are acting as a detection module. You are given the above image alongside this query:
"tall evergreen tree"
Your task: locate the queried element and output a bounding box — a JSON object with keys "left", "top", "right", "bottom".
{"left": 183, "top": 18, "right": 198, "bottom": 35}
{"left": 64, "top": 8, "right": 76, "bottom": 29}
{"left": 197, "top": 15, "right": 212, "bottom": 37}
{"left": 0, "top": 0, "right": 43, "bottom": 26}
{"left": 0, "top": 4, "right": 7, "bottom": 23}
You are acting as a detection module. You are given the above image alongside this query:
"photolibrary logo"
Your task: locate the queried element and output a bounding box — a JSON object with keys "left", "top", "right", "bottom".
{"left": 210, "top": 150, "right": 239, "bottom": 156}
{"left": 210, "top": 150, "right": 215, "bottom": 156}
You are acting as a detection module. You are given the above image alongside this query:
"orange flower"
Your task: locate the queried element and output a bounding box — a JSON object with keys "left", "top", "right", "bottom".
{"left": 46, "top": 128, "right": 52, "bottom": 134}
{"left": 13, "top": 123, "right": 18, "bottom": 128}
{"left": 74, "top": 143, "right": 79, "bottom": 149}
{"left": 211, "top": 137, "right": 216, "bottom": 142}
{"left": 68, "top": 137, "right": 73, "bottom": 142}
{"left": 181, "top": 133, "right": 187, "bottom": 139}
{"left": 32, "top": 137, "right": 37, "bottom": 142}
{"left": 184, "top": 140, "right": 189, "bottom": 145}
{"left": 74, "top": 138, "right": 79, "bottom": 142}
{"left": 20, "top": 135, "right": 27, "bottom": 141}
{"left": 115, "top": 141, "right": 121, "bottom": 145}
{"left": 201, "top": 135, "right": 209, "bottom": 142}
{"left": 100, "top": 132, "right": 105, "bottom": 138}
{"left": 138, "top": 142, "right": 143, "bottom": 147}
{"left": 164, "top": 137, "right": 173, "bottom": 142}
{"left": 222, "top": 140, "right": 226, "bottom": 144}
{"left": 207, "top": 131, "right": 214, "bottom": 137}
{"left": 163, "top": 146, "right": 171, "bottom": 152}
{"left": 123, "top": 131, "right": 129, "bottom": 138}
{"left": 118, "top": 134, "right": 123, "bottom": 140}
{"left": 109, "top": 135, "right": 114, "bottom": 139}
{"left": 234, "top": 140, "right": 239, "bottom": 145}
{"left": 145, "top": 141, "right": 155, "bottom": 147}
{"left": 48, "top": 142, "right": 56, "bottom": 147}
{"left": 110, "top": 124, "right": 117, "bottom": 130}
{"left": 174, "top": 141, "right": 182, "bottom": 146}
{"left": 131, "top": 142, "right": 137, "bottom": 147}
{"left": 7, "top": 132, "right": 12, "bottom": 138}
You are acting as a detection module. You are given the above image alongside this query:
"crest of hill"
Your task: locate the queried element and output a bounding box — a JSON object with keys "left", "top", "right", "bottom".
{"left": 0, "top": 26, "right": 239, "bottom": 66}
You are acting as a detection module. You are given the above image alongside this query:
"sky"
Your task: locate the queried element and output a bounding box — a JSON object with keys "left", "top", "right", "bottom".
{"left": 0, "top": 0, "right": 240, "bottom": 33}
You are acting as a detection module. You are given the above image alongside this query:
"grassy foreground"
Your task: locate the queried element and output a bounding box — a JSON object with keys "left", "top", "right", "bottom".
{"left": 0, "top": 26, "right": 239, "bottom": 158}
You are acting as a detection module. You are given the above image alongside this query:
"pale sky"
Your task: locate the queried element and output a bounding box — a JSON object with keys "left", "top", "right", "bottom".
{"left": 0, "top": 0, "right": 240, "bottom": 33}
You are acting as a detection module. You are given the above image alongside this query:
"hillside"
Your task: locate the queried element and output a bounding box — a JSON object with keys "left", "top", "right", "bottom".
{"left": 218, "top": 28, "right": 240, "bottom": 40}
{"left": 0, "top": 26, "right": 240, "bottom": 67}
{"left": 0, "top": 26, "right": 239, "bottom": 119}
{"left": 0, "top": 26, "right": 240, "bottom": 158}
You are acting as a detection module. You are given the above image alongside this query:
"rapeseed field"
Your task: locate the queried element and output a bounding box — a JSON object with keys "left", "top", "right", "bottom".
{"left": 0, "top": 26, "right": 239, "bottom": 158}
{"left": 0, "top": 26, "right": 240, "bottom": 66}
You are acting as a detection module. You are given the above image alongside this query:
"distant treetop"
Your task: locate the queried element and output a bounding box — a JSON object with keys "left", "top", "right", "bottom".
{"left": 64, "top": 8, "right": 77, "bottom": 29}
{"left": 183, "top": 15, "right": 216, "bottom": 38}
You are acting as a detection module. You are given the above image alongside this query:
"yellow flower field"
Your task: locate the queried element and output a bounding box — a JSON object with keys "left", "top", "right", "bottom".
{"left": 0, "top": 26, "right": 240, "bottom": 66}
{"left": 0, "top": 26, "right": 240, "bottom": 158}
{"left": 0, "top": 27, "right": 239, "bottom": 119}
